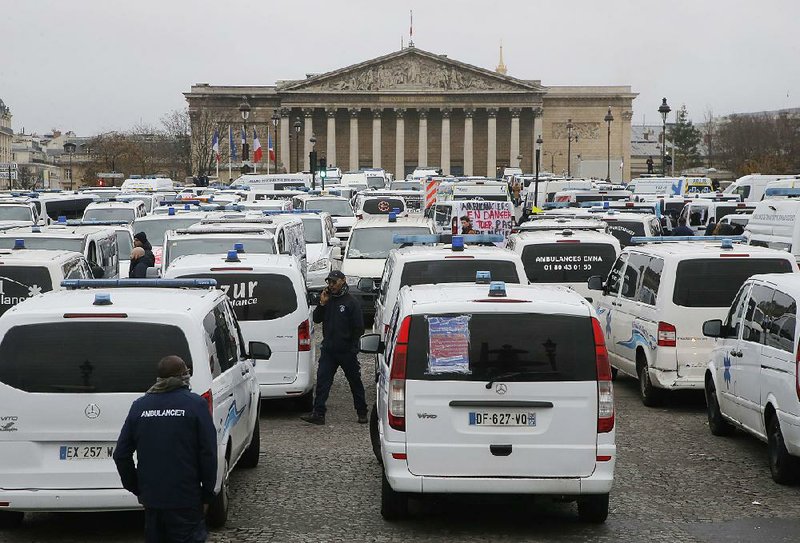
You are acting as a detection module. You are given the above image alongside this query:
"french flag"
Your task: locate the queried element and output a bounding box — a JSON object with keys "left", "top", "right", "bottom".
{"left": 267, "top": 132, "right": 275, "bottom": 162}
{"left": 211, "top": 128, "right": 220, "bottom": 163}
{"left": 252, "top": 128, "right": 263, "bottom": 163}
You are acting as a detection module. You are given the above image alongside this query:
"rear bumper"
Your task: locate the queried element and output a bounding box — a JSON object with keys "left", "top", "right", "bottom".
{"left": 257, "top": 355, "right": 314, "bottom": 399}
{"left": 382, "top": 443, "right": 615, "bottom": 495}
{"left": 0, "top": 488, "right": 141, "bottom": 512}
{"left": 779, "top": 410, "right": 800, "bottom": 456}
{"left": 650, "top": 367, "right": 704, "bottom": 390}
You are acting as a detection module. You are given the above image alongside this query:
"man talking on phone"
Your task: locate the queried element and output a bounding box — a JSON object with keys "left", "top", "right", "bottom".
{"left": 301, "top": 270, "right": 367, "bottom": 425}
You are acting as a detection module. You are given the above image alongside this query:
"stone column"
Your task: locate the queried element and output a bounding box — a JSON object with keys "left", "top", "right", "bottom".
{"left": 372, "top": 108, "right": 382, "bottom": 168}
{"left": 326, "top": 108, "right": 337, "bottom": 168}
{"left": 418, "top": 108, "right": 429, "bottom": 167}
{"left": 510, "top": 108, "right": 521, "bottom": 168}
{"left": 395, "top": 108, "right": 405, "bottom": 179}
{"left": 487, "top": 108, "right": 497, "bottom": 178}
{"left": 349, "top": 108, "right": 359, "bottom": 171}
{"left": 532, "top": 107, "right": 543, "bottom": 170}
{"left": 440, "top": 108, "right": 451, "bottom": 176}
{"left": 279, "top": 108, "right": 290, "bottom": 173}
{"left": 463, "top": 108, "right": 474, "bottom": 176}
{"left": 303, "top": 108, "right": 314, "bottom": 172}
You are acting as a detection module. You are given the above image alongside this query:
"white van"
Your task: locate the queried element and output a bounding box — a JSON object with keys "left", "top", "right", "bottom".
{"left": 551, "top": 189, "right": 632, "bottom": 207}
{"left": 132, "top": 211, "right": 208, "bottom": 266}
{"left": 164, "top": 253, "right": 315, "bottom": 408}
{"left": 589, "top": 238, "right": 798, "bottom": 405}
{"left": 292, "top": 194, "right": 356, "bottom": 240}
{"left": 0, "top": 279, "right": 266, "bottom": 528}
{"left": 507, "top": 229, "right": 620, "bottom": 300}
{"left": 703, "top": 273, "right": 800, "bottom": 484}
{"left": 354, "top": 195, "right": 408, "bottom": 219}
{"left": 724, "top": 174, "right": 798, "bottom": 202}
{"left": 745, "top": 197, "right": 800, "bottom": 261}
{"left": 120, "top": 177, "right": 174, "bottom": 192}
{"left": 522, "top": 177, "right": 593, "bottom": 213}
{"left": 360, "top": 281, "right": 615, "bottom": 522}
{"left": 294, "top": 212, "right": 339, "bottom": 292}
{"left": 82, "top": 200, "right": 147, "bottom": 224}
{"left": 162, "top": 225, "right": 277, "bottom": 273}
{"left": 679, "top": 200, "right": 756, "bottom": 234}
{"left": 0, "top": 201, "right": 39, "bottom": 228}
{"left": 234, "top": 173, "right": 311, "bottom": 190}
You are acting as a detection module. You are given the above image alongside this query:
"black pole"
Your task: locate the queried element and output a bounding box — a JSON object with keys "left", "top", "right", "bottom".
{"left": 606, "top": 121, "right": 611, "bottom": 181}
{"left": 567, "top": 130, "right": 572, "bottom": 178}
{"left": 661, "top": 119, "right": 666, "bottom": 175}
{"left": 534, "top": 147, "right": 540, "bottom": 208}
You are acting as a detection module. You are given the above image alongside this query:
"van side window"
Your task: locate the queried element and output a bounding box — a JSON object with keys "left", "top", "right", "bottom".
{"left": 202, "top": 312, "right": 222, "bottom": 378}
{"left": 212, "top": 304, "right": 238, "bottom": 371}
{"left": 636, "top": 257, "right": 663, "bottom": 306}
{"left": 378, "top": 257, "right": 394, "bottom": 305}
{"left": 765, "top": 291, "right": 796, "bottom": 353}
{"left": 384, "top": 305, "right": 401, "bottom": 366}
{"left": 87, "top": 241, "right": 98, "bottom": 264}
{"left": 63, "top": 258, "right": 89, "bottom": 279}
{"left": 742, "top": 285, "right": 773, "bottom": 344}
{"left": 725, "top": 284, "right": 751, "bottom": 339}
{"left": 605, "top": 254, "right": 627, "bottom": 295}
{"left": 621, "top": 253, "right": 648, "bottom": 300}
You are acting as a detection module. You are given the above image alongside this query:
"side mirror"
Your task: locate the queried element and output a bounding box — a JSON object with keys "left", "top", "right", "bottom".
{"left": 357, "top": 277, "right": 377, "bottom": 293}
{"left": 307, "top": 291, "right": 321, "bottom": 306}
{"left": 587, "top": 275, "right": 604, "bottom": 291}
{"left": 249, "top": 341, "right": 272, "bottom": 360}
{"left": 359, "top": 333, "right": 385, "bottom": 354}
{"left": 702, "top": 319, "right": 723, "bottom": 338}
{"left": 145, "top": 267, "right": 160, "bottom": 278}
{"left": 90, "top": 264, "right": 105, "bottom": 279}
{"left": 331, "top": 246, "right": 342, "bottom": 260}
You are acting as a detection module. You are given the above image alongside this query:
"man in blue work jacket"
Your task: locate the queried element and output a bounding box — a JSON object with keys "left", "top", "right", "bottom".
{"left": 114, "top": 355, "right": 217, "bottom": 542}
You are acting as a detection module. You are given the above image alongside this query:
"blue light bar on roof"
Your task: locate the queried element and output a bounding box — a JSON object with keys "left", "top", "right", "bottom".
{"left": 461, "top": 234, "right": 504, "bottom": 244}
{"left": 764, "top": 187, "right": 800, "bottom": 197}
{"left": 392, "top": 234, "right": 440, "bottom": 245}
{"left": 261, "top": 210, "right": 319, "bottom": 215}
{"left": 61, "top": 279, "right": 218, "bottom": 290}
{"left": 630, "top": 235, "right": 746, "bottom": 244}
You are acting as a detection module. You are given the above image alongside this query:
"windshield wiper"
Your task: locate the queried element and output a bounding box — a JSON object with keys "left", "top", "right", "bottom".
{"left": 485, "top": 369, "right": 554, "bottom": 389}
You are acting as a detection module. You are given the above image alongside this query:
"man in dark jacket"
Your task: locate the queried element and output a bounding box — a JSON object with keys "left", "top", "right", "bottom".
{"left": 301, "top": 270, "right": 367, "bottom": 425}
{"left": 134, "top": 231, "right": 156, "bottom": 268}
{"left": 114, "top": 355, "right": 217, "bottom": 542}
{"left": 129, "top": 247, "right": 149, "bottom": 278}
{"left": 672, "top": 217, "right": 695, "bottom": 237}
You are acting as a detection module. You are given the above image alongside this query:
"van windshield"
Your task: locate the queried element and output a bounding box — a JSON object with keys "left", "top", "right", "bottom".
{"left": 305, "top": 199, "right": 353, "bottom": 217}
{"left": 0, "top": 267, "right": 53, "bottom": 316}
{"left": 673, "top": 258, "right": 794, "bottom": 308}
{"left": 390, "top": 182, "right": 421, "bottom": 191}
{"left": 0, "top": 207, "right": 34, "bottom": 222}
{"left": 133, "top": 217, "right": 204, "bottom": 245}
{"left": 0, "top": 322, "right": 192, "bottom": 393}
{"left": 0, "top": 237, "right": 84, "bottom": 252}
{"left": 184, "top": 273, "right": 297, "bottom": 321}
{"left": 84, "top": 208, "right": 136, "bottom": 223}
{"left": 521, "top": 243, "right": 616, "bottom": 283}
{"left": 366, "top": 176, "right": 386, "bottom": 189}
{"left": 347, "top": 227, "right": 431, "bottom": 259}
{"left": 166, "top": 238, "right": 275, "bottom": 267}
{"left": 405, "top": 313, "right": 596, "bottom": 382}
{"left": 400, "top": 260, "right": 521, "bottom": 287}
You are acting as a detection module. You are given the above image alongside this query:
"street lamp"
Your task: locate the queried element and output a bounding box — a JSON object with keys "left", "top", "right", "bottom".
{"left": 566, "top": 119, "right": 578, "bottom": 177}
{"left": 238, "top": 96, "right": 251, "bottom": 166}
{"left": 271, "top": 110, "right": 280, "bottom": 172}
{"left": 63, "top": 141, "right": 77, "bottom": 190}
{"left": 309, "top": 133, "right": 317, "bottom": 189}
{"left": 534, "top": 135, "right": 543, "bottom": 208}
{"left": 293, "top": 117, "right": 302, "bottom": 173}
{"left": 658, "top": 97, "right": 671, "bottom": 175}
{"left": 604, "top": 106, "right": 614, "bottom": 182}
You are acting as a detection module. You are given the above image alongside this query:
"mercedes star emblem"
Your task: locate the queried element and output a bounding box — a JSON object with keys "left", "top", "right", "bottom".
{"left": 495, "top": 384, "right": 508, "bottom": 395}
{"left": 85, "top": 403, "right": 101, "bottom": 419}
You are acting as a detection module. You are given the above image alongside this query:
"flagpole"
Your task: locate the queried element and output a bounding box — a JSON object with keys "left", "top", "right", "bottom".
{"left": 228, "top": 125, "right": 232, "bottom": 183}
{"left": 267, "top": 126, "right": 271, "bottom": 175}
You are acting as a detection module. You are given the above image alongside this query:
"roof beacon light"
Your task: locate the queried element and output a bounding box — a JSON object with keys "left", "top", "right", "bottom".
{"left": 226, "top": 250, "right": 240, "bottom": 262}
{"left": 234, "top": 242, "right": 245, "bottom": 253}
{"left": 93, "top": 293, "right": 112, "bottom": 306}
{"left": 388, "top": 211, "right": 397, "bottom": 223}
{"left": 475, "top": 270, "right": 491, "bottom": 284}
{"left": 184, "top": 204, "right": 191, "bottom": 211}
{"left": 603, "top": 201, "right": 610, "bottom": 209}
{"left": 720, "top": 238, "right": 734, "bottom": 249}
{"left": 392, "top": 207, "right": 400, "bottom": 214}
{"left": 13, "top": 239, "right": 24, "bottom": 250}
{"left": 168, "top": 206, "right": 176, "bottom": 216}
{"left": 451, "top": 235, "right": 465, "bottom": 251}
{"left": 488, "top": 281, "right": 507, "bottom": 297}
{"left": 57, "top": 216, "right": 67, "bottom": 224}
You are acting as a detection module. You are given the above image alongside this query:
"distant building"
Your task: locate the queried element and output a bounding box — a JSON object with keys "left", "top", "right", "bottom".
{"left": 0, "top": 98, "right": 11, "bottom": 164}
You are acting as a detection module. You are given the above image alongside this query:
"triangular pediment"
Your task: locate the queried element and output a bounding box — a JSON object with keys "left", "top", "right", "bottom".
{"left": 280, "top": 48, "right": 543, "bottom": 93}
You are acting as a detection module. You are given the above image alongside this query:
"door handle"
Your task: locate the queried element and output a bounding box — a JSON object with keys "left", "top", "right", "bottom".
{"left": 729, "top": 349, "right": 742, "bottom": 357}
{"left": 489, "top": 444, "right": 512, "bottom": 457}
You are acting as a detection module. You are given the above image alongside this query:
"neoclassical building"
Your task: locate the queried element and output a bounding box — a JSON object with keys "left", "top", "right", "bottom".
{"left": 0, "top": 99, "right": 12, "bottom": 165}
{"left": 185, "top": 47, "right": 636, "bottom": 181}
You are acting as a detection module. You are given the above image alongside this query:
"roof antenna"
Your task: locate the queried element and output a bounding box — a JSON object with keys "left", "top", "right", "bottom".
{"left": 409, "top": 10, "right": 415, "bottom": 48}
{"left": 401, "top": 35, "right": 404, "bottom": 50}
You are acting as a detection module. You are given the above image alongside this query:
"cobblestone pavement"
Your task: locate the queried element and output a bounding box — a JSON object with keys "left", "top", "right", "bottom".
{"left": 3, "top": 330, "right": 800, "bottom": 542}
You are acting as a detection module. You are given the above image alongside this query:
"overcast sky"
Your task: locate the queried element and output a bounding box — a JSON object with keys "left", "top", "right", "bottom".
{"left": 3, "top": 0, "right": 799, "bottom": 136}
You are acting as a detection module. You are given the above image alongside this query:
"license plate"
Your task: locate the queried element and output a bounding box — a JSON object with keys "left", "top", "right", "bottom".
{"left": 468, "top": 412, "right": 536, "bottom": 427}
{"left": 59, "top": 443, "right": 116, "bottom": 460}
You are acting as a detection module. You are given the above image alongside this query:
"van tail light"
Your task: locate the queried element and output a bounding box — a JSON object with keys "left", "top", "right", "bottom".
{"left": 201, "top": 389, "right": 213, "bottom": 415}
{"left": 592, "top": 317, "right": 614, "bottom": 433}
{"left": 388, "top": 316, "right": 411, "bottom": 431}
{"left": 657, "top": 321, "right": 677, "bottom": 347}
{"left": 298, "top": 320, "right": 311, "bottom": 352}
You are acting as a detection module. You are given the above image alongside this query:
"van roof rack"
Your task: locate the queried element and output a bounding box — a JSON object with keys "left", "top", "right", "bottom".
{"left": 392, "top": 233, "right": 503, "bottom": 247}
{"left": 61, "top": 279, "right": 217, "bottom": 290}
{"left": 630, "top": 235, "right": 746, "bottom": 244}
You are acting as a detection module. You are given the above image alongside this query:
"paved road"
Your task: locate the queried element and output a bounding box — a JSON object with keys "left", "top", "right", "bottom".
{"left": 3, "top": 331, "right": 800, "bottom": 542}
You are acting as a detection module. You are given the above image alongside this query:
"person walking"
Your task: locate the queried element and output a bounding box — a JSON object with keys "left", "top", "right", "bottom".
{"left": 301, "top": 270, "right": 367, "bottom": 425}
{"left": 114, "top": 355, "right": 217, "bottom": 543}
{"left": 672, "top": 216, "right": 694, "bottom": 236}
{"left": 646, "top": 156, "right": 654, "bottom": 174}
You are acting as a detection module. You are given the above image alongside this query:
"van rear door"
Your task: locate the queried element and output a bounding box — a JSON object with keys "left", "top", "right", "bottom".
{"left": 0, "top": 321, "right": 193, "bottom": 490}
{"left": 404, "top": 312, "right": 599, "bottom": 478}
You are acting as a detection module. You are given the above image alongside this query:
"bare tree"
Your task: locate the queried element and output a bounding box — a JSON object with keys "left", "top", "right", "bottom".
{"left": 189, "top": 108, "right": 219, "bottom": 177}
{"left": 702, "top": 109, "right": 717, "bottom": 168}
{"left": 716, "top": 112, "right": 800, "bottom": 175}
{"left": 161, "top": 109, "right": 192, "bottom": 180}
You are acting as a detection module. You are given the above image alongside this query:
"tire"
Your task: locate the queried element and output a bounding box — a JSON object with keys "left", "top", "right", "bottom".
{"left": 369, "top": 404, "right": 383, "bottom": 465}
{"left": 705, "top": 377, "right": 733, "bottom": 437}
{"left": 637, "top": 360, "right": 663, "bottom": 407}
{"left": 610, "top": 366, "right": 618, "bottom": 381}
{"left": 578, "top": 493, "right": 609, "bottom": 523}
{"left": 380, "top": 470, "right": 408, "bottom": 521}
{"left": 767, "top": 415, "right": 799, "bottom": 485}
{"left": 237, "top": 416, "right": 260, "bottom": 469}
{"left": 295, "top": 390, "right": 315, "bottom": 412}
{"left": 0, "top": 511, "right": 24, "bottom": 529}
{"left": 206, "top": 456, "right": 230, "bottom": 529}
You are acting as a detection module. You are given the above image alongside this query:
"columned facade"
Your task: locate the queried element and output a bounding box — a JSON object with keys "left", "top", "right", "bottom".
{"left": 186, "top": 47, "right": 636, "bottom": 181}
